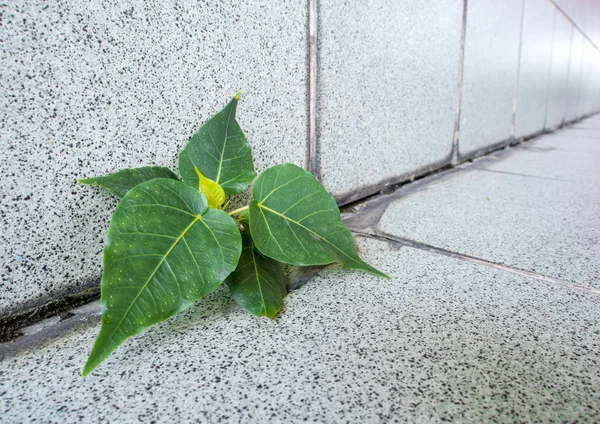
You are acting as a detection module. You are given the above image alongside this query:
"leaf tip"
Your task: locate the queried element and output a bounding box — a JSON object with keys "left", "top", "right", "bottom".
{"left": 81, "top": 360, "right": 95, "bottom": 377}
{"left": 370, "top": 268, "right": 390, "bottom": 279}
{"left": 234, "top": 90, "right": 242, "bottom": 100}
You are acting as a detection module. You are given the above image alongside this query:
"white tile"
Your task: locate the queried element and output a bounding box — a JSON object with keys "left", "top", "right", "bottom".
{"left": 565, "top": 30, "right": 585, "bottom": 122}
{"left": 458, "top": 0, "right": 523, "bottom": 157}
{"left": 514, "top": 0, "right": 555, "bottom": 138}
{"left": 318, "top": 0, "right": 462, "bottom": 203}
{"left": 578, "top": 40, "right": 598, "bottom": 116}
{"left": 545, "top": 15, "right": 573, "bottom": 129}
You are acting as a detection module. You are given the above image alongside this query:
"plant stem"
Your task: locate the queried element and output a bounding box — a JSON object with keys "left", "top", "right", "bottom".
{"left": 227, "top": 205, "right": 249, "bottom": 216}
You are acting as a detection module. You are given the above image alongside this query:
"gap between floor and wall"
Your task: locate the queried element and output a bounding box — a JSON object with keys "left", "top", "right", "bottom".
{"left": 2, "top": 0, "right": 600, "bottom": 346}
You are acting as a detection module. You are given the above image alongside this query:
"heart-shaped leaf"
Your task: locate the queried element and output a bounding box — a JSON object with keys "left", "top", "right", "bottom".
{"left": 78, "top": 166, "right": 178, "bottom": 198}
{"left": 194, "top": 166, "right": 225, "bottom": 209}
{"left": 249, "top": 164, "right": 388, "bottom": 278}
{"left": 178, "top": 92, "right": 256, "bottom": 196}
{"left": 83, "top": 178, "right": 242, "bottom": 376}
{"left": 226, "top": 233, "right": 287, "bottom": 319}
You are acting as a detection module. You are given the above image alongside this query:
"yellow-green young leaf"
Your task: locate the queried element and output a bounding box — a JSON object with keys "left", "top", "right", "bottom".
{"left": 82, "top": 178, "right": 242, "bottom": 376}
{"left": 78, "top": 166, "right": 178, "bottom": 198}
{"left": 178, "top": 92, "right": 256, "bottom": 196}
{"left": 194, "top": 166, "right": 226, "bottom": 209}
{"left": 226, "top": 233, "right": 287, "bottom": 319}
{"left": 249, "top": 163, "right": 388, "bottom": 278}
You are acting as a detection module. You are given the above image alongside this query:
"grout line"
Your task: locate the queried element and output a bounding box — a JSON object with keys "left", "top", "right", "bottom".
{"left": 308, "top": 0, "right": 320, "bottom": 180}
{"left": 567, "top": 126, "right": 600, "bottom": 130}
{"left": 472, "top": 167, "right": 577, "bottom": 183}
{"left": 451, "top": 0, "right": 469, "bottom": 164}
{"left": 341, "top": 110, "right": 599, "bottom": 215}
{"left": 547, "top": 0, "right": 600, "bottom": 52}
{"left": 511, "top": 0, "right": 526, "bottom": 138}
{"left": 562, "top": 24, "right": 575, "bottom": 124}
{"left": 574, "top": 30, "right": 586, "bottom": 119}
{"left": 543, "top": 7, "right": 558, "bottom": 130}
{"left": 4, "top": 113, "right": 599, "bottom": 341}
{"left": 356, "top": 232, "right": 600, "bottom": 296}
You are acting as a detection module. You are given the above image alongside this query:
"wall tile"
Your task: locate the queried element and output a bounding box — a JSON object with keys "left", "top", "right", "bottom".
{"left": 578, "top": 40, "right": 597, "bottom": 116}
{"left": 594, "top": 50, "right": 600, "bottom": 113}
{"left": 545, "top": 15, "right": 573, "bottom": 129}
{"left": 586, "top": 0, "right": 600, "bottom": 46}
{"left": 458, "top": 0, "right": 524, "bottom": 157}
{"left": 317, "top": 0, "right": 462, "bottom": 203}
{"left": 554, "top": 0, "right": 585, "bottom": 31}
{"left": 565, "top": 30, "right": 585, "bottom": 122}
{"left": 514, "top": 0, "right": 555, "bottom": 138}
{"left": 0, "top": 0, "right": 308, "bottom": 314}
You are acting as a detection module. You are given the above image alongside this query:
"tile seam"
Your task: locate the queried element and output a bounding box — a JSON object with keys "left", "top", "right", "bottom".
{"left": 356, "top": 232, "right": 600, "bottom": 296}
{"left": 562, "top": 24, "right": 575, "bottom": 123}
{"left": 542, "top": 7, "right": 558, "bottom": 130}
{"left": 472, "top": 167, "right": 577, "bottom": 183}
{"left": 573, "top": 31, "right": 586, "bottom": 120}
{"left": 451, "top": 0, "right": 469, "bottom": 163}
{"left": 547, "top": 0, "right": 600, "bottom": 51}
{"left": 307, "top": 0, "right": 319, "bottom": 180}
{"left": 511, "top": 0, "right": 526, "bottom": 138}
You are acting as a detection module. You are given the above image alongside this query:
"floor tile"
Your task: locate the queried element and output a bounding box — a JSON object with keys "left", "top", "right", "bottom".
{"left": 2, "top": 237, "right": 599, "bottom": 422}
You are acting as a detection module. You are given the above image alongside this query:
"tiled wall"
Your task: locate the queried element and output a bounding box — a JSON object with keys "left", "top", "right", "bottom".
{"left": 1, "top": 0, "right": 309, "bottom": 315}
{"left": 1, "top": 0, "right": 600, "bottom": 316}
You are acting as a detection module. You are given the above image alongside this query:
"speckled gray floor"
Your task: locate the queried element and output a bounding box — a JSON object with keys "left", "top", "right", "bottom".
{"left": 1, "top": 236, "right": 599, "bottom": 422}
{"left": 377, "top": 120, "right": 600, "bottom": 287}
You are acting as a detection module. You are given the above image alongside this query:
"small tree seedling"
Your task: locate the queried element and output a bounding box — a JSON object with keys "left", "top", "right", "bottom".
{"left": 78, "top": 92, "right": 388, "bottom": 376}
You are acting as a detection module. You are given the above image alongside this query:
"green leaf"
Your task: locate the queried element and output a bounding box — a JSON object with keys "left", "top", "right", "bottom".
{"left": 78, "top": 166, "right": 178, "bottom": 198}
{"left": 83, "top": 178, "right": 242, "bottom": 376}
{"left": 226, "top": 233, "right": 287, "bottom": 319}
{"left": 194, "top": 166, "right": 225, "bottom": 209}
{"left": 178, "top": 92, "right": 256, "bottom": 196}
{"left": 249, "top": 164, "right": 388, "bottom": 278}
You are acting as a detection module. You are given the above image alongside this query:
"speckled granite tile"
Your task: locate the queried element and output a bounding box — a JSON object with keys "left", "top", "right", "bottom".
{"left": 0, "top": 0, "right": 308, "bottom": 314}
{"left": 545, "top": 13, "right": 573, "bottom": 129}
{"left": 485, "top": 129, "right": 600, "bottom": 181}
{"left": 565, "top": 30, "right": 585, "bottom": 122}
{"left": 317, "top": 0, "right": 462, "bottom": 202}
{"left": 378, "top": 133, "right": 600, "bottom": 287}
{"left": 1, "top": 237, "right": 599, "bottom": 422}
{"left": 514, "top": 0, "right": 554, "bottom": 139}
{"left": 458, "top": 0, "right": 523, "bottom": 157}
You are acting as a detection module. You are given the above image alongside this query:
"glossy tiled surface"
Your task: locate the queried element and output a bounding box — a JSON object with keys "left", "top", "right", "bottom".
{"left": 2, "top": 237, "right": 599, "bottom": 422}
{"left": 514, "top": 0, "right": 555, "bottom": 138}
{"left": 317, "top": 0, "right": 462, "bottom": 202}
{"left": 565, "top": 30, "right": 585, "bottom": 122}
{"left": 458, "top": 0, "right": 523, "bottom": 156}
{"left": 545, "top": 14, "right": 573, "bottom": 129}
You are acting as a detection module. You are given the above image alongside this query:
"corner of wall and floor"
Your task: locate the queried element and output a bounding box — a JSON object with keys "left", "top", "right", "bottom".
{"left": 1, "top": 0, "right": 600, "bottom": 341}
